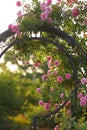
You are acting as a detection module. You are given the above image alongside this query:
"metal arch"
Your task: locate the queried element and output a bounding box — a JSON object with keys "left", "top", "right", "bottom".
{"left": 0, "top": 37, "right": 77, "bottom": 71}
{"left": 0, "top": 26, "right": 87, "bottom": 130}
{"left": 0, "top": 27, "right": 87, "bottom": 60}
{"left": 0, "top": 36, "right": 78, "bottom": 130}
{"left": 0, "top": 30, "right": 15, "bottom": 43}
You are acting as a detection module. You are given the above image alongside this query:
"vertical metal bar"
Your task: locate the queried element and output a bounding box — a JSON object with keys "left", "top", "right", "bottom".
{"left": 71, "top": 70, "right": 78, "bottom": 130}
{"left": 33, "top": 116, "right": 37, "bottom": 130}
{"left": 40, "top": 31, "right": 42, "bottom": 37}
{"left": 35, "top": 33, "right": 37, "bottom": 37}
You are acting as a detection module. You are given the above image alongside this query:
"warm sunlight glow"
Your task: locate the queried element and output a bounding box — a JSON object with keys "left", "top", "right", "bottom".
{"left": 6, "top": 61, "right": 18, "bottom": 72}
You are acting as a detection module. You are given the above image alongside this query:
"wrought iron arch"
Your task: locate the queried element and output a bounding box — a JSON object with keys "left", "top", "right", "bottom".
{"left": 0, "top": 25, "right": 87, "bottom": 130}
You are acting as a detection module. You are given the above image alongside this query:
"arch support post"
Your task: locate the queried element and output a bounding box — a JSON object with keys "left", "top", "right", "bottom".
{"left": 33, "top": 116, "right": 37, "bottom": 130}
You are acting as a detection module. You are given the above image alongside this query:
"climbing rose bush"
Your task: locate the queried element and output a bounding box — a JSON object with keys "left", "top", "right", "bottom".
{"left": 35, "top": 55, "right": 72, "bottom": 129}
{"left": 34, "top": 55, "right": 87, "bottom": 129}
{"left": 6, "top": 0, "right": 87, "bottom": 129}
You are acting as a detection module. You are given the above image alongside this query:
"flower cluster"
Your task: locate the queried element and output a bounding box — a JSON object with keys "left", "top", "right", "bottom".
{"left": 36, "top": 55, "right": 72, "bottom": 112}
{"left": 37, "top": 90, "right": 70, "bottom": 111}
{"left": 41, "top": 55, "right": 71, "bottom": 83}
{"left": 77, "top": 93, "right": 87, "bottom": 106}
{"left": 7, "top": 0, "right": 86, "bottom": 38}
{"left": 40, "top": 0, "right": 53, "bottom": 23}
{"left": 8, "top": 24, "right": 21, "bottom": 35}
{"left": 16, "top": 1, "right": 30, "bottom": 18}
{"left": 39, "top": 100, "right": 51, "bottom": 110}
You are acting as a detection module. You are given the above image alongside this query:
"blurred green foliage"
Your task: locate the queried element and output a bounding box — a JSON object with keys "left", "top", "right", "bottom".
{"left": 0, "top": 65, "right": 43, "bottom": 130}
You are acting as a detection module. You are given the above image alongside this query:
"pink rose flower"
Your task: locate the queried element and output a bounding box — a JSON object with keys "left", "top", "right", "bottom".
{"left": 8, "top": 24, "right": 13, "bottom": 29}
{"left": 81, "top": 77, "right": 87, "bottom": 85}
{"left": 65, "top": 73, "right": 71, "bottom": 80}
{"left": 46, "top": 56, "right": 52, "bottom": 62}
{"left": 47, "top": 70, "right": 51, "bottom": 75}
{"left": 47, "top": 0, "right": 52, "bottom": 5}
{"left": 52, "top": 70, "right": 58, "bottom": 76}
{"left": 9, "top": 24, "right": 21, "bottom": 35}
{"left": 77, "top": 93, "right": 83, "bottom": 99}
{"left": 16, "top": 1, "right": 22, "bottom": 6}
{"left": 54, "top": 125, "right": 59, "bottom": 130}
{"left": 60, "top": 93, "right": 64, "bottom": 98}
{"left": 40, "top": 2, "right": 48, "bottom": 11}
{"left": 45, "top": 6, "right": 52, "bottom": 14}
{"left": 44, "top": 9, "right": 50, "bottom": 17}
{"left": 80, "top": 96, "right": 86, "bottom": 102}
{"left": 54, "top": 60, "right": 60, "bottom": 67}
{"left": 17, "top": 10, "right": 23, "bottom": 18}
{"left": 34, "top": 62, "right": 41, "bottom": 67}
{"left": 40, "top": 12, "right": 48, "bottom": 21}
{"left": 39, "top": 100, "right": 44, "bottom": 106}
{"left": 80, "top": 100, "right": 86, "bottom": 106}
{"left": 79, "top": 96, "right": 87, "bottom": 106}
{"left": 72, "top": 7, "right": 80, "bottom": 17}
{"left": 36, "top": 88, "right": 41, "bottom": 93}
{"left": 11, "top": 25, "right": 19, "bottom": 32}
{"left": 57, "top": 76, "right": 63, "bottom": 83}
{"left": 44, "top": 102, "right": 50, "bottom": 110}
{"left": 67, "top": 109, "right": 71, "bottom": 115}
{"left": 40, "top": 2, "right": 52, "bottom": 21}
{"left": 42, "top": 74, "right": 48, "bottom": 81}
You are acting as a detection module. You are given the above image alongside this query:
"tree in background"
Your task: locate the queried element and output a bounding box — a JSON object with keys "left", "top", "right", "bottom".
{"left": 0, "top": 60, "right": 45, "bottom": 130}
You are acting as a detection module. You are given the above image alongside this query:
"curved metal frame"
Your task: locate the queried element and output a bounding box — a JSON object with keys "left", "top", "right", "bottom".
{"left": 0, "top": 26, "right": 87, "bottom": 130}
